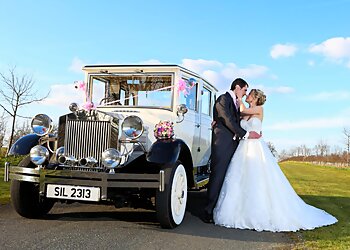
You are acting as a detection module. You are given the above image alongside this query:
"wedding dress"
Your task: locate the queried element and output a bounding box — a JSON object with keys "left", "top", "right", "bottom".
{"left": 213, "top": 117, "right": 337, "bottom": 232}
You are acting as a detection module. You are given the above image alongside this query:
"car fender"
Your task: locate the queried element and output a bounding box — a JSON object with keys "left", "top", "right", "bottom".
{"left": 8, "top": 134, "right": 41, "bottom": 156}
{"left": 146, "top": 138, "right": 194, "bottom": 187}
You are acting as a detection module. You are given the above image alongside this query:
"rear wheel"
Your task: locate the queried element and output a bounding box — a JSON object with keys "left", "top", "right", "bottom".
{"left": 156, "top": 161, "right": 187, "bottom": 228}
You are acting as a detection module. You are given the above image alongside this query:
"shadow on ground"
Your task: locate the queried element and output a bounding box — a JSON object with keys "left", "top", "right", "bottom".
{"left": 37, "top": 190, "right": 292, "bottom": 244}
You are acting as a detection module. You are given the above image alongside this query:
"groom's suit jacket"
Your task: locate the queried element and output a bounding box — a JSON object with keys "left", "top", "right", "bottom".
{"left": 213, "top": 92, "right": 246, "bottom": 139}
{"left": 205, "top": 91, "right": 247, "bottom": 214}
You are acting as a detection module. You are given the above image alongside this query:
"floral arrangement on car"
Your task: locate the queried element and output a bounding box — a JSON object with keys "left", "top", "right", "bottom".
{"left": 154, "top": 120, "right": 174, "bottom": 140}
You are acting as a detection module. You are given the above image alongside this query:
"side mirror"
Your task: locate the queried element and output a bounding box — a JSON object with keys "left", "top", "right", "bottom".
{"left": 176, "top": 104, "right": 188, "bottom": 123}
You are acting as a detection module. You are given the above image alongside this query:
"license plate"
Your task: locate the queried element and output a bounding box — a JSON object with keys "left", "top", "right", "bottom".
{"left": 46, "top": 184, "right": 100, "bottom": 202}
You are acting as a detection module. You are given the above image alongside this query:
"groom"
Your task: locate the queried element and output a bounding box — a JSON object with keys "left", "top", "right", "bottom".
{"left": 203, "top": 78, "right": 261, "bottom": 223}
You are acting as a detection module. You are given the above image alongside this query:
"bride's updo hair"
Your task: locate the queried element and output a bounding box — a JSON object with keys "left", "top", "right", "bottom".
{"left": 250, "top": 89, "right": 266, "bottom": 106}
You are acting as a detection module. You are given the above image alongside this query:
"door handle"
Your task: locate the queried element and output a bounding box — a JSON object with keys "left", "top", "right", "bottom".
{"left": 195, "top": 124, "right": 200, "bottom": 128}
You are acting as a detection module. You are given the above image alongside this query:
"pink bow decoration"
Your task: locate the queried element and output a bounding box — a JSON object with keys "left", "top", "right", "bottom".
{"left": 176, "top": 78, "right": 197, "bottom": 97}
{"left": 176, "top": 79, "right": 188, "bottom": 96}
{"left": 74, "top": 80, "right": 96, "bottom": 111}
{"left": 82, "top": 100, "right": 95, "bottom": 111}
{"left": 74, "top": 80, "right": 86, "bottom": 92}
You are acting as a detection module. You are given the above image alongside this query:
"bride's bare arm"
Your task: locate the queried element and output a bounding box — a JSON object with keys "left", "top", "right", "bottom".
{"left": 238, "top": 98, "right": 263, "bottom": 116}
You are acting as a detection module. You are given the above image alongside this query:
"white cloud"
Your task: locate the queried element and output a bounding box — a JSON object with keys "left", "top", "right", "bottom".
{"left": 221, "top": 63, "right": 269, "bottom": 80}
{"left": 182, "top": 58, "right": 223, "bottom": 73}
{"left": 69, "top": 57, "right": 85, "bottom": 73}
{"left": 180, "top": 58, "right": 295, "bottom": 95}
{"left": 181, "top": 58, "right": 272, "bottom": 93}
{"left": 270, "top": 44, "right": 298, "bottom": 59}
{"left": 40, "top": 84, "right": 86, "bottom": 107}
{"left": 308, "top": 91, "right": 350, "bottom": 101}
{"left": 309, "top": 37, "right": 350, "bottom": 64}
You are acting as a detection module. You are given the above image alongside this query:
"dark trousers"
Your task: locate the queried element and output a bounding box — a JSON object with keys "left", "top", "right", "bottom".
{"left": 205, "top": 128, "right": 239, "bottom": 215}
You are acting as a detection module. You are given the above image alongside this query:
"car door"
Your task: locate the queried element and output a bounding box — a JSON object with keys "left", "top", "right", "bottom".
{"left": 197, "top": 85, "right": 212, "bottom": 166}
{"left": 176, "top": 77, "right": 201, "bottom": 166}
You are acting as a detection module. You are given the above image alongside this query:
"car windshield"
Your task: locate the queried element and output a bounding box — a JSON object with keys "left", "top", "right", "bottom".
{"left": 90, "top": 74, "right": 173, "bottom": 108}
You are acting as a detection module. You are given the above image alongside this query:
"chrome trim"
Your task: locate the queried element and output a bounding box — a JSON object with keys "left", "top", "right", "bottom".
{"left": 9, "top": 173, "right": 40, "bottom": 183}
{"left": 159, "top": 170, "right": 165, "bottom": 192}
{"left": 65, "top": 119, "right": 111, "bottom": 165}
{"left": 4, "top": 162, "right": 9, "bottom": 182}
{"left": 8, "top": 166, "right": 162, "bottom": 200}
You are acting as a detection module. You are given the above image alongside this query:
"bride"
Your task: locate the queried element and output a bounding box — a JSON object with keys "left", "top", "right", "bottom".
{"left": 213, "top": 88, "right": 337, "bottom": 232}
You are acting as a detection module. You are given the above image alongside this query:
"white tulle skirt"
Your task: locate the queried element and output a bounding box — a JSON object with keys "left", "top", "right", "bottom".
{"left": 213, "top": 138, "right": 337, "bottom": 232}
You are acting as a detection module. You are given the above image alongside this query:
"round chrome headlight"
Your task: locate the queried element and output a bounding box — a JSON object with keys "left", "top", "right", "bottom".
{"left": 30, "top": 145, "right": 49, "bottom": 165}
{"left": 102, "top": 148, "right": 121, "bottom": 169}
{"left": 31, "top": 114, "right": 53, "bottom": 136}
{"left": 56, "top": 146, "right": 65, "bottom": 161}
{"left": 121, "top": 116, "right": 143, "bottom": 139}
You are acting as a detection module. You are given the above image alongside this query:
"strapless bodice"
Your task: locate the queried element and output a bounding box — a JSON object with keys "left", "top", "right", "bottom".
{"left": 240, "top": 117, "right": 262, "bottom": 133}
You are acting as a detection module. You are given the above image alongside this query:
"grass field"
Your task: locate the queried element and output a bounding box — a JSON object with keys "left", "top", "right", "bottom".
{"left": 280, "top": 161, "right": 350, "bottom": 249}
{"left": 0, "top": 156, "right": 24, "bottom": 204}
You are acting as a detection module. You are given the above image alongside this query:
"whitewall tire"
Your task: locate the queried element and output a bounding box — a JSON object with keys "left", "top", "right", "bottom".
{"left": 156, "top": 161, "right": 188, "bottom": 228}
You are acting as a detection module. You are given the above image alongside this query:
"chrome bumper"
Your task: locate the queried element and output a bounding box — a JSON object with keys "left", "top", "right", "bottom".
{"left": 4, "top": 162, "right": 165, "bottom": 200}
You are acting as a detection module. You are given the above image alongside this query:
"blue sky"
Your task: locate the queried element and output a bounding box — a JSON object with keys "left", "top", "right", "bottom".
{"left": 1, "top": 0, "right": 350, "bottom": 153}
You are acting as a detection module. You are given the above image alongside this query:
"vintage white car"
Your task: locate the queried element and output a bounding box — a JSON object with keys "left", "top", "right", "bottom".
{"left": 4, "top": 64, "right": 218, "bottom": 228}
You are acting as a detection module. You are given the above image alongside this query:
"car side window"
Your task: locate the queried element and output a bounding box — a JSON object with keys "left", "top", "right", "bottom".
{"left": 201, "top": 87, "right": 211, "bottom": 116}
{"left": 179, "top": 79, "right": 198, "bottom": 111}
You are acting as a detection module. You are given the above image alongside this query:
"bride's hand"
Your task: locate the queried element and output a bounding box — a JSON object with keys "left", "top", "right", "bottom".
{"left": 248, "top": 131, "right": 261, "bottom": 139}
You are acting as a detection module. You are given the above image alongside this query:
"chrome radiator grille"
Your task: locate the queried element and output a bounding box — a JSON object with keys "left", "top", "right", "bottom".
{"left": 64, "top": 120, "right": 111, "bottom": 164}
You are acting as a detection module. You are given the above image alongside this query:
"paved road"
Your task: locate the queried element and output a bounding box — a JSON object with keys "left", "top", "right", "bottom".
{"left": 0, "top": 190, "right": 293, "bottom": 250}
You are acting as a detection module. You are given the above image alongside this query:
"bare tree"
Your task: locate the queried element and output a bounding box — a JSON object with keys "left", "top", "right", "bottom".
{"left": 0, "top": 66, "right": 49, "bottom": 154}
{"left": 277, "top": 149, "right": 290, "bottom": 161}
{"left": 315, "top": 140, "right": 329, "bottom": 157}
{"left": 11, "top": 120, "right": 32, "bottom": 144}
{"left": 0, "top": 111, "right": 6, "bottom": 149}
{"left": 343, "top": 128, "right": 350, "bottom": 166}
{"left": 300, "top": 144, "right": 311, "bottom": 157}
{"left": 266, "top": 141, "right": 278, "bottom": 157}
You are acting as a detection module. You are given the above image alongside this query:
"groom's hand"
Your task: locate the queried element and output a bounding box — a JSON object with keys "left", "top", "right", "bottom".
{"left": 248, "top": 131, "right": 261, "bottom": 139}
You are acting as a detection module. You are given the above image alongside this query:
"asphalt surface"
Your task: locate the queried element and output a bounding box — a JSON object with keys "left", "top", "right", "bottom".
{"left": 0, "top": 190, "right": 293, "bottom": 250}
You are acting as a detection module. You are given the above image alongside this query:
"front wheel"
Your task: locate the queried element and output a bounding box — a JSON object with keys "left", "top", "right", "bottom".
{"left": 156, "top": 161, "right": 188, "bottom": 229}
{"left": 11, "top": 180, "right": 55, "bottom": 218}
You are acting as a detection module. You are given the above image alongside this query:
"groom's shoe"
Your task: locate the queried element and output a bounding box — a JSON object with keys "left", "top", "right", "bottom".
{"left": 202, "top": 212, "right": 214, "bottom": 224}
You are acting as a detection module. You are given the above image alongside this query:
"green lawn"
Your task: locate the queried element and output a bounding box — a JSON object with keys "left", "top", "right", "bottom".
{"left": 0, "top": 167, "right": 10, "bottom": 204}
{"left": 280, "top": 161, "right": 350, "bottom": 250}
{"left": 0, "top": 156, "right": 24, "bottom": 204}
